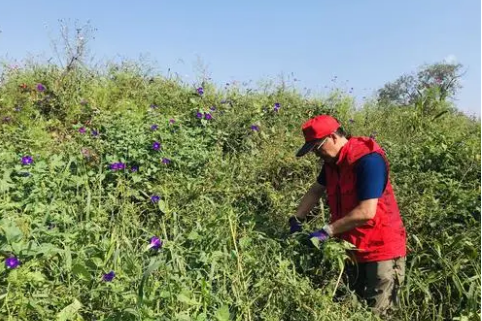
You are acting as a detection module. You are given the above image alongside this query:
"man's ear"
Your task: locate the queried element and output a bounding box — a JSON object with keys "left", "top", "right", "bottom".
{"left": 330, "top": 132, "right": 337, "bottom": 144}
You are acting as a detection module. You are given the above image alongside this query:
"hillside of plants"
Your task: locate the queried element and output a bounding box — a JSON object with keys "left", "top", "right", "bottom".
{"left": 0, "top": 55, "right": 480, "bottom": 320}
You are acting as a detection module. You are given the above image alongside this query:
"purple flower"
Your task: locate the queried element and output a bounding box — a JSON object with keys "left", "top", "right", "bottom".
{"left": 150, "top": 124, "right": 158, "bottom": 131}
{"left": 152, "top": 141, "right": 161, "bottom": 151}
{"left": 102, "top": 271, "right": 115, "bottom": 282}
{"left": 150, "top": 236, "right": 163, "bottom": 250}
{"left": 169, "top": 119, "right": 175, "bottom": 124}
{"left": 36, "top": 83, "right": 45, "bottom": 92}
{"left": 79, "top": 127, "right": 86, "bottom": 134}
{"left": 91, "top": 130, "right": 99, "bottom": 137}
{"left": 5, "top": 257, "right": 20, "bottom": 269}
{"left": 250, "top": 125, "right": 260, "bottom": 132}
{"left": 131, "top": 165, "right": 138, "bottom": 172}
{"left": 197, "top": 87, "right": 204, "bottom": 96}
{"left": 220, "top": 100, "right": 227, "bottom": 104}
{"left": 204, "top": 113, "right": 212, "bottom": 120}
{"left": 110, "top": 162, "right": 126, "bottom": 171}
{"left": 150, "top": 104, "right": 158, "bottom": 109}
{"left": 162, "top": 158, "right": 171, "bottom": 164}
{"left": 21, "top": 155, "right": 33, "bottom": 165}
{"left": 151, "top": 195, "right": 160, "bottom": 203}
{"left": 274, "top": 103, "right": 281, "bottom": 112}
{"left": 196, "top": 112, "right": 203, "bottom": 119}
{"left": 210, "top": 106, "right": 216, "bottom": 111}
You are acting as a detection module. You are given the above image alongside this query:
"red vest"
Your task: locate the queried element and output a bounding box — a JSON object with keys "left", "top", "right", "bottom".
{"left": 324, "top": 137, "right": 406, "bottom": 263}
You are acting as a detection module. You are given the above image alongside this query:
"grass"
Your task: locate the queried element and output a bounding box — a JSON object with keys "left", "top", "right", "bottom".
{"left": 0, "top": 61, "right": 480, "bottom": 321}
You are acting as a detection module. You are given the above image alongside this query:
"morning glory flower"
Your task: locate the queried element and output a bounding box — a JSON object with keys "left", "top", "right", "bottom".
{"left": 110, "top": 162, "right": 126, "bottom": 171}
{"left": 197, "top": 87, "right": 204, "bottom": 95}
{"left": 274, "top": 103, "right": 280, "bottom": 112}
{"left": 204, "top": 113, "right": 212, "bottom": 120}
{"left": 250, "top": 125, "right": 260, "bottom": 131}
{"left": 102, "top": 271, "right": 115, "bottom": 282}
{"left": 210, "top": 106, "right": 216, "bottom": 111}
{"left": 162, "top": 158, "right": 171, "bottom": 164}
{"left": 169, "top": 119, "right": 175, "bottom": 124}
{"left": 150, "top": 104, "right": 158, "bottom": 109}
{"left": 151, "top": 195, "right": 160, "bottom": 203}
{"left": 196, "top": 112, "right": 203, "bottom": 119}
{"left": 150, "top": 236, "right": 163, "bottom": 250}
{"left": 131, "top": 165, "right": 138, "bottom": 172}
{"left": 91, "top": 130, "right": 99, "bottom": 137}
{"left": 5, "top": 257, "right": 20, "bottom": 269}
{"left": 152, "top": 142, "right": 161, "bottom": 151}
{"left": 21, "top": 156, "right": 33, "bottom": 165}
{"left": 151, "top": 124, "right": 158, "bottom": 131}
{"left": 79, "top": 127, "right": 86, "bottom": 134}
{"left": 36, "top": 83, "right": 45, "bottom": 92}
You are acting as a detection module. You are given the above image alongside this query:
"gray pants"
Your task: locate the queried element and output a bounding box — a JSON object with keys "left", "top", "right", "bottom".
{"left": 346, "top": 257, "right": 406, "bottom": 314}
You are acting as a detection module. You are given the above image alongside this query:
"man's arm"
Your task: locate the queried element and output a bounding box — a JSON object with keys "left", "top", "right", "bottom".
{"left": 294, "top": 182, "right": 326, "bottom": 220}
{"left": 326, "top": 198, "right": 378, "bottom": 235}
{"left": 319, "top": 153, "right": 387, "bottom": 237}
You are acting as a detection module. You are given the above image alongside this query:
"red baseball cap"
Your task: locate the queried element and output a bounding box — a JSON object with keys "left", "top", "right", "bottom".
{"left": 296, "top": 115, "right": 340, "bottom": 157}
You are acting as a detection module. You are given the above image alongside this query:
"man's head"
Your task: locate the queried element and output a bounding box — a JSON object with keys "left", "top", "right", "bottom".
{"left": 296, "top": 115, "right": 348, "bottom": 163}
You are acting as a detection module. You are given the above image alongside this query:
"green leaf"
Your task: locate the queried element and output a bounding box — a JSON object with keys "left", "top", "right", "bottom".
{"left": 309, "top": 237, "right": 320, "bottom": 249}
{"left": 177, "top": 290, "right": 199, "bottom": 306}
{"left": 72, "top": 263, "right": 91, "bottom": 280}
{"left": 49, "top": 154, "right": 66, "bottom": 170}
{"left": 56, "top": 299, "right": 82, "bottom": 321}
{"left": 214, "top": 305, "right": 231, "bottom": 321}
{"left": 64, "top": 246, "right": 72, "bottom": 272}
{"left": 143, "top": 258, "right": 163, "bottom": 278}
{"left": 0, "top": 169, "right": 14, "bottom": 192}
{"left": 187, "top": 230, "right": 199, "bottom": 240}
{"left": 158, "top": 200, "right": 167, "bottom": 213}
{"left": 1, "top": 219, "right": 23, "bottom": 243}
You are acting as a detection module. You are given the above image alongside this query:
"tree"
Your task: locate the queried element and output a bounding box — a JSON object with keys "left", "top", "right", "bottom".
{"left": 377, "top": 62, "right": 464, "bottom": 106}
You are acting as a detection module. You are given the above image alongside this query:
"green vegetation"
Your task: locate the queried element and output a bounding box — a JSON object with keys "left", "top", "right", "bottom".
{"left": 0, "top": 52, "right": 480, "bottom": 320}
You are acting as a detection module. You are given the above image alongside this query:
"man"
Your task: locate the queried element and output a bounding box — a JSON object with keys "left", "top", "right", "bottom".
{"left": 289, "top": 114, "right": 406, "bottom": 314}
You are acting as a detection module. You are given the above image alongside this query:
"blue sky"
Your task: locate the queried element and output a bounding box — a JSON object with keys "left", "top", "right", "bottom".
{"left": 0, "top": 1, "right": 480, "bottom": 115}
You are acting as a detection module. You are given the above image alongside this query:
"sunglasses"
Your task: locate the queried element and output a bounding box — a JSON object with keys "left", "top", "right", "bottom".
{"left": 312, "top": 137, "right": 329, "bottom": 152}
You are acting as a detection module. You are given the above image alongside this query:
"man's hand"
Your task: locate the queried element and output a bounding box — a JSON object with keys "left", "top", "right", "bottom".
{"left": 308, "top": 225, "right": 333, "bottom": 244}
{"left": 309, "top": 229, "right": 329, "bottom": 242}
{"left": 288, "top": 216, "right": 304, "bottom": 234}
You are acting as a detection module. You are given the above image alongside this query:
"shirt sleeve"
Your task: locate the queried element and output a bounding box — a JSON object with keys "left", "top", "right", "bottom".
{"left": 317, "top": 165, "right": 326, "bottom": 186}
{"left": 356, "top": 153, "right": 387, "bottom": 200}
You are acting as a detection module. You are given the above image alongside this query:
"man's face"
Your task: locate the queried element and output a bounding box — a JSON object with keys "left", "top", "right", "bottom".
{"left": 312, "top": 134, "right": 339, "bottom": 163}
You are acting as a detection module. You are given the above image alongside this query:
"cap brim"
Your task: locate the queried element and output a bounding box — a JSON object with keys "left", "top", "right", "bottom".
{"left": 296, "top": 141, "right": 318, "bottom": 157}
